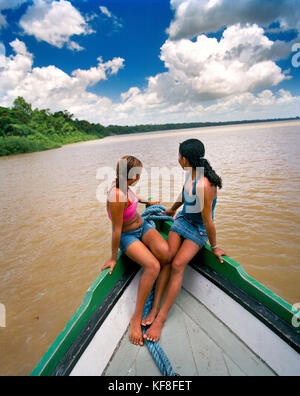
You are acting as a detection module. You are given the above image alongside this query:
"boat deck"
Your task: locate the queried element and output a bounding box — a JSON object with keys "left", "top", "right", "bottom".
{"left": 104, "top": 288, "right": 275, "bottom": 376}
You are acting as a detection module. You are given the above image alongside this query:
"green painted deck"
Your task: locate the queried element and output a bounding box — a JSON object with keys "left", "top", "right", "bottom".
{"left": 104, "top": 288, "right": 275, "bottom": 376}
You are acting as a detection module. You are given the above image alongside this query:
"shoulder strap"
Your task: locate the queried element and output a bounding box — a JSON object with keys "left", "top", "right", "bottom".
{"left": 192, "top": 175, "right": 200, "bottom": 196}
{"left": 184, "top": 173, "right": 190, "bottom": 186}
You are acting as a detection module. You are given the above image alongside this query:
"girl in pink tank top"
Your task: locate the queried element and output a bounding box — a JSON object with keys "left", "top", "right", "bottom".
{"left": 101, "top": 155, "right": 169, "bottom": 348}
{"left": 107, "top": 184, "right": 139, "bottom": 223}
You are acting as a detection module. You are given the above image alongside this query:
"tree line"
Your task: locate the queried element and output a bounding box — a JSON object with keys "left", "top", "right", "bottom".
{"left": 0, "top": 96, "right": 298, "bottom": 157}
{"left": 0, "top": 97, "right": 109, "bottom": 156}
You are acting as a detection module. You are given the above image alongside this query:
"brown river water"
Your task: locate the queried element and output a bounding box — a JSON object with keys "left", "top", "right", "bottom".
{"left": 0, "top": 120, "right": 299, "bottom": 376}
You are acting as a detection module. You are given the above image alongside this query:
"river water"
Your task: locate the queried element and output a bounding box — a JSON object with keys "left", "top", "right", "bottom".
{"left": 0, "top": 120, "right": 299, "bottom": 376}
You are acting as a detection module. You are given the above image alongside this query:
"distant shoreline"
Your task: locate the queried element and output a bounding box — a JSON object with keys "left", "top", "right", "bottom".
{"left": 108, "top": 118, "right": 300, "bottom": 137}
{"left": 64, "top": 118, "right": 300, "bottom": 149}
{"left": 1, "top": 110, "right": 299, "bottom": 157}
{"left": 107, "top": 116, "right": 300, "bottom": 136}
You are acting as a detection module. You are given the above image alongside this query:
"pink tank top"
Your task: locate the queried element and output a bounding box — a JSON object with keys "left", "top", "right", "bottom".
{"left": 107, "top": 189, "right": 138, "bottom": 223}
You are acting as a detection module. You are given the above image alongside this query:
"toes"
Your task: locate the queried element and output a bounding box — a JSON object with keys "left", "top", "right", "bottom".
{"left": 130, "top": 334, "right": 144, "bottom": 346}
{"left": 143, "top": 330, "right": 160, "bottom": 343}
{"left": 142, "top": 318, "right": 150, "bottom": 326}
{"left": 144, "top": 333, "right": 155, "bottom": 342}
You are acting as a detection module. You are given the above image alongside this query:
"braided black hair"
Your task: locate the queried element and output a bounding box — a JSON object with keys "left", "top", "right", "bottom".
{"left": 179, "top": 139, "right": 222, "bottom": 189}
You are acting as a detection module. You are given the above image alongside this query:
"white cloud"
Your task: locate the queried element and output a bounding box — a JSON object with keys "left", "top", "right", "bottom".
{"left": 0, "top": 39, "right": 124, "bottom": 122}
{"left": 0, "top": 0, "right": 299, "bottom": 126}
{"left": 0, "top": 12, "right": 6, "bottom": 29}
{"left": 114, "top": 87, "right": 300, "bottom": 126}
{"left": 168, "top": 0, "right": 300, "bottom": 40}
{"left": 111, "top": 89, "right": 299, "bottom": 126}
{"left": 71, "top": 56, "right": 125, "bottom": 87}
{"left": 0, "top": 41, "right": 6, "bottom": 68}
{"left": 19, "top": 0, "right": 93, "bottom": 50}
{"left": 200, "top": 89, "right": 300, "bottom": 121}
{"left": 67, "top": 40, "right": 84, "bottom": 52}
{"left": 0, "top": 0, "right": 28, "bottom": 10}
{"left": 146, "top": 24, "right": 287, "bottom": 105}
{"left": 99, "top": 4, "right": 123, "bottom": 31}
{"left": 0, "top": 39, "right": 33, "bottom": 94}
{"left": 99, "top": 6, "right": 111, "bottom": 18}
{"left": 0, "top": 0, "right": 28, "bottom": 29}
{"left": 110, "top": 23, "right": 298, "bottom": 125}
{"left": 0, "top": 26, "right": 298, "bottom": 127}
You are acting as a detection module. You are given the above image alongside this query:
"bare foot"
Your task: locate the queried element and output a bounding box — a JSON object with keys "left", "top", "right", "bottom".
{"left": 144, "top": 315, "right": 166, "bottom": 342}
{"left": 141, "top": 306, "right": 159, "bottom": 327}
{"left": 130, "top": 317, "right": 144, "bottom": 346}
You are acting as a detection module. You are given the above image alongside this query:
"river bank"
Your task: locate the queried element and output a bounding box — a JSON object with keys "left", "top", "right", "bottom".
{"left": 0, "top": 132, "right": 102, "bottom": 157}
{"left": 2, "top": 117, "right": 300, "bottom": 157}
{"left": 1, "top": 97, "right": 299, "bottom": 157}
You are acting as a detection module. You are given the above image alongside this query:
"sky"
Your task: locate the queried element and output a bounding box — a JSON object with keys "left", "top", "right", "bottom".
{"left": 0, "top": 0, "right": 299, "bottom": 126}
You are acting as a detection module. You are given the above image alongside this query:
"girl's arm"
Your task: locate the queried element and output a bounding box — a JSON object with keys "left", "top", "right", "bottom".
{"left": 136, "top": 194, "right": 160, "bottom": 206}
{"left": 164, "top": 188, "right": 184, "bottom": 217}
{"left": 201, "top": 180, "right": 228, "bottom": 263}
{"left": 101, "top": 190, "right": 125, "bottom": 274}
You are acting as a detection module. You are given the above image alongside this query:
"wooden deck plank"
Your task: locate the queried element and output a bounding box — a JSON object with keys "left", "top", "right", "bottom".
{"left": 104, "top": 289, "right": 275, "bottom": 376}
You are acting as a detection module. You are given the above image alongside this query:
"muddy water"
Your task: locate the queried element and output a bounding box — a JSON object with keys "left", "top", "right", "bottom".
{"left": 0, "top": 120, "right": 299, "bottom": 375}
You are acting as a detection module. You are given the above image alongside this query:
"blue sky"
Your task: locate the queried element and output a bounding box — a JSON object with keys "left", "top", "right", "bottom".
{"left": 0, "top": 0, "right": 299, "bottom": 126}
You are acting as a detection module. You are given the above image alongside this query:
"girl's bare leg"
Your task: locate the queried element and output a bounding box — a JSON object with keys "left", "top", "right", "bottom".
{"left": 144, "top": 239, "right": 200, "bottom": 342}
{"left": 141, "top": 230, "right": 183, "bottom": 326}
{"left": 125, "top": 241, "right": 161, "bottom": 346}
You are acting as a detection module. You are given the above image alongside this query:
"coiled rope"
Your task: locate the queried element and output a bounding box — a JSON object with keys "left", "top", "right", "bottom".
{"left": 141, "top": 205, "right": 178, "bottom": 376}
{"left": 141, "top": 205, "right": 175, "bottom": 228}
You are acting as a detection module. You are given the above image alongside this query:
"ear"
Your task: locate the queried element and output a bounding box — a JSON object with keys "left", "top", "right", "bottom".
{"left": 182, "top": 156, "right": 189, "bottom": 167}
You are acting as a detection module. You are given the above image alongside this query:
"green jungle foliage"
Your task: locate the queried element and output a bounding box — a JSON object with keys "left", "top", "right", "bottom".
{"left": 0, "top": 97, "right": 107, "bottom": 156}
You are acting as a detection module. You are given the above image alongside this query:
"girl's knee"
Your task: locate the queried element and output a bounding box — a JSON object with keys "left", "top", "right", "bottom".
{"left": 158, "top": 244, "right": 170, "bottom": 266}
{"left": 150, "top": 242, "right": 169, "bottom": 267}
{"left": 171, "top": 258, "right": 185, "bottom": 275}
{"left": 167, "top": 250, "right": 176, "bottom": 266}
{"left": 145, "top": 259, "right": 161, "bottom": 278}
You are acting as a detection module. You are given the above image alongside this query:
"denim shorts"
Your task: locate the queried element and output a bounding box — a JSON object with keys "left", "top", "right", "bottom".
{"left": 119, "top": 219, "right": 154, "bottom": 253}
{"left": 170, "top": 211, "right": 208, "bottom": 248}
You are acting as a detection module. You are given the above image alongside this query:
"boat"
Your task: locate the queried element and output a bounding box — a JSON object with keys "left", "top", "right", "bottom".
{"left": 31, "top": 218, "right": 300, "bottom": 377}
